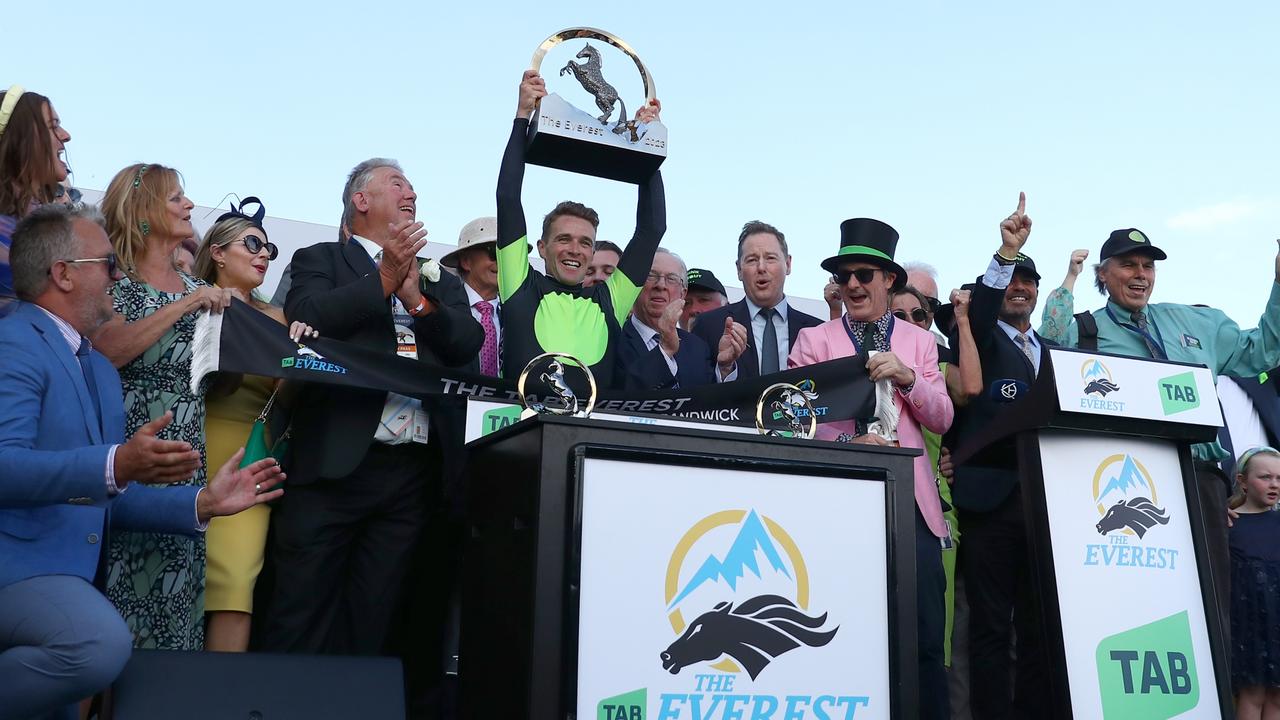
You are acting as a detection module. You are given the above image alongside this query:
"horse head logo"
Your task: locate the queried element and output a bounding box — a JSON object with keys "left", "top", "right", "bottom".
{"left": 1096, "top": 497, "right": 1170, "bottom": 538}
{"left": 658, "top": 594, "right": 838, "bottom": 680}
{"left": 1084, "top": 378, "right": 1121, "bottom": 396}
{"left": 295, "top": 343, "right": 323, "bottom": 360}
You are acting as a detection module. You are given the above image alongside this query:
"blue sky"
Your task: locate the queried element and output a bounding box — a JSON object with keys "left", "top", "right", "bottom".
{"left": 9, "top": 1, "right": 1279, "bottom": 326}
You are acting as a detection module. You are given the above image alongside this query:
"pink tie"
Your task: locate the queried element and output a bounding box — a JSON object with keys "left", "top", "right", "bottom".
{"left": 475, "top": 301, "right": 499, "bottom": 376}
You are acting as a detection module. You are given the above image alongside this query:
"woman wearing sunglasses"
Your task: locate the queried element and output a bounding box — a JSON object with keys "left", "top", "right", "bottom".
{"left": 91, "top": 163, "right": 235, "bottom": 650}
{"left": 194, "top": 199, "right": 314, "bottom": 652}
{"left": 0, "top": 85, "right": 73, "bottom": 318}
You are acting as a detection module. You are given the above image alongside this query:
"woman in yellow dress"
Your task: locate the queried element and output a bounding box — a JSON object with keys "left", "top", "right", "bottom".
{"left": 195, "top": 198, "right": 314, "bottom": 652}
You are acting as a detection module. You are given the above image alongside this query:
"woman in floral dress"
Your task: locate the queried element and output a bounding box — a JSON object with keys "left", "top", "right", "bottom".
{"left": 93, "top": 163, "right": 232, "bottom": 649}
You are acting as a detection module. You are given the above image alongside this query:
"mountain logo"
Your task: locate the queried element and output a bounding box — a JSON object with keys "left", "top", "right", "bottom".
{"left": 1081, "top": 359, "right": 1120, "bottom": 396}
{"left": 659, "top": 509, "right": 838, "bottom": 679}
{"left": 1092, "top": 454, "right": 1169, "bottom": 538}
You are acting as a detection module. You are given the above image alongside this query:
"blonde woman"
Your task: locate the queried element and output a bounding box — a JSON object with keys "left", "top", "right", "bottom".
{"left": 93, "top": 163, "right": 231, "bottom": 649}
{"left": 194, "top": 198, "right": 313, "bottom": 651}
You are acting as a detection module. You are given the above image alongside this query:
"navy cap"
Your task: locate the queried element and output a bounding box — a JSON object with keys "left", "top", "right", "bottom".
{"left": 686, "top": 268, "right": 726, "bottom": 295}
{"left": 1012, "top": 253, "right": 1041, "bottom": 282}
{"left": 1101, "top": 228, "right": 1167, "bottom": 261}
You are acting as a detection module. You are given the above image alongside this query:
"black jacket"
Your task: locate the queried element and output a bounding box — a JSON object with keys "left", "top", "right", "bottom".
{"left": 688, "top": 299, "right": 822, "bottom": 380}
{"left": 616, "top": 318, "right": 715, "bottom": 391}
{"left": 283, "top": 240, "right": 483, "bottom": 485}
{"left": 949, "top": 279, "right": 1056, "bottom": 512}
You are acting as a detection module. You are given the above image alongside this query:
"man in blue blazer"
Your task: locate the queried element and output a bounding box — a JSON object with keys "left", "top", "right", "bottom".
{"left": 616, "top": 248, "right": 716, "bottom": 390}
{"left": 0, "top": 205, "right": 283, "bottom": 720}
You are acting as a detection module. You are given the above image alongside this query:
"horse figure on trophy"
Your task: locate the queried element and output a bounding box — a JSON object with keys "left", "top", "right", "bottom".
{"left": 560, "top": 43, "right": 644, "bottom": 142}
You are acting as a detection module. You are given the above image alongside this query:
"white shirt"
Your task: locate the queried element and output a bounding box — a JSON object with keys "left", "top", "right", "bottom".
{"left": 351, "top": 235, "right": 428, "bottom": 445}
{"left": 629, "top": 315, "right": 679, "bottom": 376}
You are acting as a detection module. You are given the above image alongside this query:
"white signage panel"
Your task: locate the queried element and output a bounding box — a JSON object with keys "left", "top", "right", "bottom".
{"left": 1039, "top": 431, "right": 1220, "bottom": 719}
{"left": 576, "top": 457, "right": 891, "bottom": 720}
{"left": 1049, "top": 349, "right": 1222, "bottom": 427}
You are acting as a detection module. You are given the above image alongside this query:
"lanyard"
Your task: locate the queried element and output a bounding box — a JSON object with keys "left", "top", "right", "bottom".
{"left": 843, "top": 314, "right": 895, "bottom": 354}
{"left": 1104, "top": 305, "right": 1168, "bottom": 360}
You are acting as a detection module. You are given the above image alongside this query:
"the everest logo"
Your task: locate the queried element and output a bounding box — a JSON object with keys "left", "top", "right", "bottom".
{"left": 280, "top": 342, "right": 347, "bottom": 375}
{"left": 659, "top": 510, "right": 838, "bottom": 680}
{"left": 1093, "top": 454, "right": 1169, "bottom": 539}
{"left": 1081, "top": 359, "right": 1120, "bottom": 397}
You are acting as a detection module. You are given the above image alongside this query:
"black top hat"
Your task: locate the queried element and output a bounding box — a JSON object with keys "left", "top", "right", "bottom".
{"left": 686, "top": 268, "right": 726, "bottom": 296}
{"left": 821, "top": 218, "right": 907, "bottom": 291}
{"left": 1101, "top": 228, "right": 1167, "bottom": 261}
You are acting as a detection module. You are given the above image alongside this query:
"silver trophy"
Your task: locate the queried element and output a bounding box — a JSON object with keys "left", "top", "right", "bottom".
{"left": 526, "top": 27, "right": 667, "bottom": 184}
{"left": 517, "top": 352, "right": 598, "bottom": 419}
{"left": 755, "top": 383, "right": 818, "bottom": 440}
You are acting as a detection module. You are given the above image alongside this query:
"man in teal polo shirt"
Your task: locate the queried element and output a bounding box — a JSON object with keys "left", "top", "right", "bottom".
{"left": 1038, "top": 230, "right": 1280, "bottom": 644}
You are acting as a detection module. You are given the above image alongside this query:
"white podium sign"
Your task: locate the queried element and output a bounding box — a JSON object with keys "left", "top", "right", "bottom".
{"left": 1049, "top": 349, "right": 1222, "bottom": 427}
{"left": 575, "top": 458, "right": 891, "bottom": 720}
{"left": 1039, "top": 431, "right": 1220, "bottom": 719}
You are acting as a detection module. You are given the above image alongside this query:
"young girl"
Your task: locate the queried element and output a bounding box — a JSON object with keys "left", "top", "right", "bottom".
{"left": 1230, "top": 446, "right": 1280, "bottom": 720}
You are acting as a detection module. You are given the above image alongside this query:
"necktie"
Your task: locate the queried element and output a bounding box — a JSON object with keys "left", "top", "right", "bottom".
{"left": 861, "top": 323, "right": 879, "bottom": 354}
{"left": 1130, "top": 310, "right": 1167, "bottom": 360}
{"left": 760, "top": 307, "right": 780, "bottom": 375}
{"left": 474, "top": 301, "right": 499, "bottom": 376}
{"left": 77, "top": 337, "right": 104, "bottom": 431}
{"left": 1015, "top": 333, "right": 1037, "bottom": 376}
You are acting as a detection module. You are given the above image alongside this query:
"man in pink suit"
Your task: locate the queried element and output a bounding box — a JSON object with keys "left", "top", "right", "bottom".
{"left": 789, "top": 217, "right": 953, "bottom": 720}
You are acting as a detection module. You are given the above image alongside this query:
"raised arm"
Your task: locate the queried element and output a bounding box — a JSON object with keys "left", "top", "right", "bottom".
{"left": 946, "top": 288, "right": 983, "bottom": 407}
{"left": 496, "top": 70, "right": 543, "bottom": 302}
{"left": 1038, "top": 249, "right": 1089, "bottom": 344}
{"left": 606, "top": 166, "right": 667, "bottom": 324}
{"left": 1214, "top": 241, "right": 1280, "bottom": 376}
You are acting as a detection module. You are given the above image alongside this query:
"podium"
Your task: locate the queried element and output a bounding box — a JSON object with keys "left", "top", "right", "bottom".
{"left": 461, "top": 415, "right": 922, "bottom": 719}
{"left": 955, "top": 347, "right": 1231, "bottom": 720}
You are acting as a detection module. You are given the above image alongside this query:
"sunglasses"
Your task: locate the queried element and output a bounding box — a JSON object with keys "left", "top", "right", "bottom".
{"left": 834, "top": 267, "right": 880, "bottom": 285}
{"left": 65, "top": 252, "right": 118, "bottom": 277}
{"left": 893, "top": 308, "right": 930, "bottom": 323}
{"left": 220, "top": 233, "right": 278, "bottom": 260}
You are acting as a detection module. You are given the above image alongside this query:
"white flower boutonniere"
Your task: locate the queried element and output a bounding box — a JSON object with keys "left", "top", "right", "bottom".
{"left": 418, "top": 258, "right": 441, "bottom": 283}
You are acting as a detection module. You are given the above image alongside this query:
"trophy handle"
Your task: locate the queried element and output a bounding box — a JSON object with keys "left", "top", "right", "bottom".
{"left": 531, "top": 27, "right": 657, "bottom": 104}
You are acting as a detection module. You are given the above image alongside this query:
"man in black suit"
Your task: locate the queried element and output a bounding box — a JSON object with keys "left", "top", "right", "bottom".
{"left": 617, "top": 248, "right": 716, "bottom": 390}
{"left": 689, "top": 220, "right": 822, "bottom": 381}
{"left": 265, "top": 158, "right": 482, "bottom": 658}
{"left": 949, "top": 193, "right": 1052, "bottom": 719}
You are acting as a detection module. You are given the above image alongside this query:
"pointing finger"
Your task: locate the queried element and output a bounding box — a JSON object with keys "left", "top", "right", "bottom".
{"left": 1016, "top": 191, "right": 1026, "bottom": 216}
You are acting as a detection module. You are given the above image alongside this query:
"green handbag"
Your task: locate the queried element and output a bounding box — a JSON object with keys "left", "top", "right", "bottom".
{"left": 239, "top": 386, "right": 290, "bottom": 468}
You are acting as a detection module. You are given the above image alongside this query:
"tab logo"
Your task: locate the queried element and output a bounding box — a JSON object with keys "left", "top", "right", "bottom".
{"left": 1157, "top": 372, "right": 1200, "bottom": 415}
{"left": 598, "top": 688, "right": 646, "bottom": 720}
{"left": 481, "top": 405, "right": 522, "bottom": 435}
{"left": 1095, "top": 611, "right": 1199, "bottom": 719}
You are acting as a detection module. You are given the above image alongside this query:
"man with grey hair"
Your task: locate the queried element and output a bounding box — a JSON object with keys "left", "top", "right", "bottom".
{"left": 904, "top": 260, "right": 950, "bottom": 351}
{"left": 617, "top": 247, "right": 716, "bottom": 389}
{"left": 265, "top": 158, "right": 482, "bottom": 659}
{"left": 1038, "top": 230, "right": 1280, "bottom": 655}
{"left": 0, "top": 204, "right": 282, "bottom": 718}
